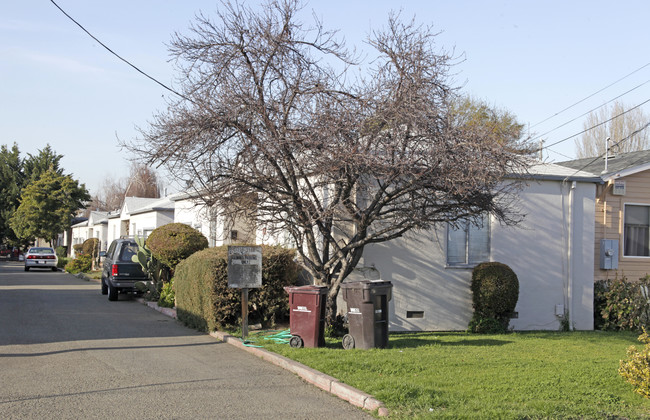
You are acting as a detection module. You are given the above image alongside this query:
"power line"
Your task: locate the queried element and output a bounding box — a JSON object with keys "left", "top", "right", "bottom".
{"left": 530, "top": 60, "right": 650, "bottom": 129}
{"left": 50, "top": 0, "right": 191, "bottom": 102}
{"left": 536, "top": 97, "right": 650, "bottom": 154}
{"left": 530, "top": 78, "right": 650, "bottom": 143}
{"left": 561, "top": 120, "right": 650, "bottom": 181}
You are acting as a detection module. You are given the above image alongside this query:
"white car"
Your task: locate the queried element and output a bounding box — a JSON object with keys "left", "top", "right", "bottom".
{"left": 24, "top": 247, "right": 58, "bottom": 272}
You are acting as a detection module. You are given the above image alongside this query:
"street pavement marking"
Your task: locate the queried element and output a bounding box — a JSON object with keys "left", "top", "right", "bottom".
{"left": 0, "top": 285, "right": 98, "bottom": 290}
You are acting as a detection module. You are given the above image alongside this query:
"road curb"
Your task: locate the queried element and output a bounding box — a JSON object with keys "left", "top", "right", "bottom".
{"left": 133, "top": 298, "right": 388, "bottom": 416}
{"left": 209, "top": 330, "right": 388, "bottom": 416}
{"left": 138, "top": 299, "right": 177, "bottom": 318}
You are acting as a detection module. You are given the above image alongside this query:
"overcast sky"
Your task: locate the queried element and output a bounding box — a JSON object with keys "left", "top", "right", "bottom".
{"left": 3, "top": 1, "right": 650, "bottom": 195}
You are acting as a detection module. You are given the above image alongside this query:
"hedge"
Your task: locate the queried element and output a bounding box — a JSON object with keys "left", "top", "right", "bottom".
{"left": 174, "top": 245, "right": 299, "bottom": 332}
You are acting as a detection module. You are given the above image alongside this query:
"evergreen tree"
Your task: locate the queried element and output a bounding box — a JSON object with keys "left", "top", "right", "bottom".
{"left": 10, "top": 169, "right": 90, "bottom": 246}
{"left": 0, "top": 143, "right": 24, "bottom": 245}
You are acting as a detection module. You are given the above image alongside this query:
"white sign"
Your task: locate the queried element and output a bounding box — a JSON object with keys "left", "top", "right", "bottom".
{"left": 612, "top": 179, "right": 626, "bottom": 196}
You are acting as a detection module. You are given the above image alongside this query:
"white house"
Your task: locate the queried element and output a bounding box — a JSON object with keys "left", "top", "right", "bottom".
{"left": 69, "top": 211, "right": 109, "bottom": 257}
{"left": 359, "top": 163, "right": 599, "bottom": 331}
{"left": 172, "top": 191, "right": 255, "bottom": 246}
{"left": 129, "top": 197, "right": 175, "bottom": 239}
{"left": 106, "top": 197, "right": 174, "bottom": 244}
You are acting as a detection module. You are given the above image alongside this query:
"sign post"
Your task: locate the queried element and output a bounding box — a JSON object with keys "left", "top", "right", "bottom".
{"left": 227, "top": 246, "right": 262, "bottom": 339}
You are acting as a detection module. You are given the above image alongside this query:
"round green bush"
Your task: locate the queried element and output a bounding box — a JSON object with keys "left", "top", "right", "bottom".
{"left": 146, "top": 223, "right": 209, "bottom": 271}
{"left": 65, "top": 254, "right": 92, "bottom": 274}
{"left": 469, "top": 262, "right": 519, "bottom": 333}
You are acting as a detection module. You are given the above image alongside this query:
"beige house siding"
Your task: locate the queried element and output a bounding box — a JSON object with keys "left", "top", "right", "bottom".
{"left": 595, "top": 170, "right": 650, "bottom": 282}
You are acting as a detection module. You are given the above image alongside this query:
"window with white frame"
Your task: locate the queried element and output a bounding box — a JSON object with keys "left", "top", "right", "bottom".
{"left": 624, "top": 204, "right": 650, "bottom": 257}
{"left": 446, "top": 214, "right": 490, "bottom": 267}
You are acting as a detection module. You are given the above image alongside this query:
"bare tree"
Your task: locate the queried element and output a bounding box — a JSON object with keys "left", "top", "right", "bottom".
{"left": 124, "top": 162, "right": 162, "bottom": 198}
{"left": 91, "top": 163, "right": 162, "bottom": 212}
{"left": 574, "top": 101, "right": 650, "bottom": 158}
{"left": 125, "top": 0, "right": 531, "bottom": 322}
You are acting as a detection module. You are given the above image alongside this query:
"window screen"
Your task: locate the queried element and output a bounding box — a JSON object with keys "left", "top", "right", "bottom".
{"left": 447, "top": 215, "right": 490, "bottom": 266}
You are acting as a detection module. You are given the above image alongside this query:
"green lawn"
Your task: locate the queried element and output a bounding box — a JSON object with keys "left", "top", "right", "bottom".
{"left": 256, "top": 331, "right": 650, "bottom": 419}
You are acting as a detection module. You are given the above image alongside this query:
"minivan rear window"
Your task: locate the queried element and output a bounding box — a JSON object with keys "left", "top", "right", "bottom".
{"left": 119, "top": 243, "right": 139, "bottom": 262}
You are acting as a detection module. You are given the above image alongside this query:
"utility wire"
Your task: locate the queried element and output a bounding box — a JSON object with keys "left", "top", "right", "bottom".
{"left": 536, "top": 97, "right": 650, "bottom": 154}
{"left": 530, "top": 78, "right": 650, "bottom": 143}
{"left": 50, "top": 0, "right": 191, "bottom": 103}
{"left": 531, "top": 61, "right": 650, "bottom": 129}
{"left": 561, "top": 120, "right": 650, "bottom": 181}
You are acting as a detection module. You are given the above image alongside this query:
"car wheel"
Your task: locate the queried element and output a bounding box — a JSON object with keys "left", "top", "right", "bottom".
{"left": 51, "top": 267, "right": 57, "bottom": 272}
{"left": 101, "top": 277, "right": 108, "bottom": 295}
{"left": 24, "top": 266, "right": 29, "bottom": 272}
{"left": 108, "top": 283, "right": 118, "bottom": 301}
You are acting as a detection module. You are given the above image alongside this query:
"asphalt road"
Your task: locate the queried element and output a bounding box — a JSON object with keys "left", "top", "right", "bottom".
{"left": 0, "top": 261, "right": 373, "bottom": 419}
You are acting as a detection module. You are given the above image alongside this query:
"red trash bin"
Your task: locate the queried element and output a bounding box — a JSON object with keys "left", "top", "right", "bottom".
{"left": 284, "top": 285, "right": 328, "bottom": 348}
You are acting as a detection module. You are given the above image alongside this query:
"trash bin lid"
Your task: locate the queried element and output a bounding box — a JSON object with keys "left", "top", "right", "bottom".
{"left": 284, "top": 285, "right": 328, "bottom": 294}
{"left": 341, "top": 280, "right": 392, "bottom": 289}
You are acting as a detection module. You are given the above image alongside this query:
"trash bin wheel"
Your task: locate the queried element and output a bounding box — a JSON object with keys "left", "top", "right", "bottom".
{"left": 289, "top": 335, "right": 304, "bottom": 348}
{"left": 342, "top": 334, "right": 355, "bottom": 350}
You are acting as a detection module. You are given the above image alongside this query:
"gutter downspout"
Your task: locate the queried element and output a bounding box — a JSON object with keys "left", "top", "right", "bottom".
{"left": 568, "top": 181, "right": 576, "bottom": 329}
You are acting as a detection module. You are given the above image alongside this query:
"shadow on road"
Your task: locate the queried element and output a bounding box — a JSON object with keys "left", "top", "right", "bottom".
{"left": 0, "top": 261, "right": 208, "bottom": 346}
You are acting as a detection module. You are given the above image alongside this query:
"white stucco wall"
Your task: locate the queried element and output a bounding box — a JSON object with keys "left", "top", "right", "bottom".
{"left": 174, "top": 197, "right": 255, "bottom": 246}
{"left": 492, "top": 180, "right": 595, "bottom": 331}
{"left": 362, "top": 179, "right": 596, "bottom": 332}
{"left": 130, "top": 210, "right": 174, "bottom": 238}
{"left": 107, "top": 217, "right": 121, "bottom": 245}
{"left": 174, "top": 198, "right": 216, "bottom": 244}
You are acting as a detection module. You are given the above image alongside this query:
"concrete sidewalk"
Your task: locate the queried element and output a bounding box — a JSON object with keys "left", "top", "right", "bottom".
{"left": 140, "top": 298, "right": 389, "bottom": 417}
{"left": 74, "top": 272, "right": 388, "bottom": 416}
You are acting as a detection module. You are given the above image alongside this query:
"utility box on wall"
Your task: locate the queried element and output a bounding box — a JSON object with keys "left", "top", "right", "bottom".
{"left": 600, "top": 239, "right": 619, "bottom": 270}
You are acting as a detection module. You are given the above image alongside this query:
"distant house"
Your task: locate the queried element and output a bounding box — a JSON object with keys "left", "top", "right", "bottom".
{"left": 171, "top": 191, "right": 255, "bottom": 246}
{"left": 68, "top": 211, "right": 109, "bottom": 257}
{"left": 558, "top": 149, "right": 650, "bottom": 283}
{"left": 356, "top": 162, "right": 600, "bottom": 331}
{"left": 106, "top": 197, "right": 174, "bottom": 244}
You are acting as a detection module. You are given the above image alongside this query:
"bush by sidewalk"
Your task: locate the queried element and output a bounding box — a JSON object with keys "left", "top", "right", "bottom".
{"left": 174, "top": 245, "right": 299, "bottom": 332}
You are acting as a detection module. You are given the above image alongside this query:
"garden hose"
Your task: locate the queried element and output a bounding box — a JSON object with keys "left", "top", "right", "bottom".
{"left": 241, "top": 329, "right": 292, "bottom": 347}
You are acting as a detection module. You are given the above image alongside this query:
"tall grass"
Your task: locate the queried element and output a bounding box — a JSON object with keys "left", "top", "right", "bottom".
{"left": 261, "top": 331, "right": 650, "bottom": 419}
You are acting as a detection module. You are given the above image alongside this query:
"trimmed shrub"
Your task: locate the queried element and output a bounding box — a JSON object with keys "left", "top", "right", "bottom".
{"left": 620, "top": 328, "right": 650, "bottom": 398}
{"left": 55, "top": 246, "right": 67, "bottom": 258}
{"left": 73, "top": 243, "right": 83, "bottom": 256}
{"left": 146, "top": 223, "right": 209, "bottom": 272}
{"left": 57, "top": 257, "right": 70, "bottom": 269}
{"left": 65, "top": 255, "right": 92, "bottom": 274}
{"left": 174, "top": 245, "right": 299, "bottom": 332}
{"left": 81, "top": 238, "right": 99, "bottom": 257}
{"left": 469, "top": 262, "right": 519, "bottom": 333}
{"left": 595, "top": 274, "right": 650, "bottom": 331}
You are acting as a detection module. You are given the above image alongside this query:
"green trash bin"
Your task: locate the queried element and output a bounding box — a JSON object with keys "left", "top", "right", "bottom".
{"left": 340, "top": 280, "right": 392, "bottom": 349}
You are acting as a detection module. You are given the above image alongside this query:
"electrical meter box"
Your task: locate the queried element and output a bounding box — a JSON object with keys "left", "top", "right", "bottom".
{"left": 600, "top": 239, "right": 619, "bottom": 270}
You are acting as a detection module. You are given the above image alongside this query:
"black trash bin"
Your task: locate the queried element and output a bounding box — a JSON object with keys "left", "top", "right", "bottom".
{"left": 284, "top": 285, "right": 328, "bottom": 348}
{"left": 340, "top": 280, "right": 392, "bottom": 349}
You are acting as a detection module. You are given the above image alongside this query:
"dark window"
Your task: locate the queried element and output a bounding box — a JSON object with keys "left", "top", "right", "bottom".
{"left": 624, "top": 205, "right": 650, "bottom": 257}
{"left": 118, "top": 243, "right": 139, "bottom": 262}
{"left": 107, "top": 242, "right": 116, "bottom": 259}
